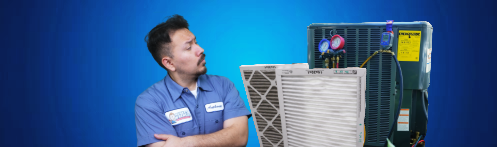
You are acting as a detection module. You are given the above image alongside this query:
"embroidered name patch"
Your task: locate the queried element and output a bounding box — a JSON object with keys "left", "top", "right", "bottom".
{"left": 205, "top": 102, "right": 224, "bottom": 112}
{"left": 165, "top": 107, "right": 192, "bottom": 126}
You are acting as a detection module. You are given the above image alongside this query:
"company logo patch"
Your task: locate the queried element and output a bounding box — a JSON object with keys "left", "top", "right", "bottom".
{"left": 205, "top": 102, "right": 224, "bottom": 112}
{"left": 165, "top": 107, "right": 192, "bottom": 126}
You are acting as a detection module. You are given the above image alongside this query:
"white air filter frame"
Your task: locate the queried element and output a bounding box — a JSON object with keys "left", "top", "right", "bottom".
{"left": 276, "top": 68, "right": 367, "bottom": 147}
{"left": 239, "top": 63, "right": 308, "bottom": 147}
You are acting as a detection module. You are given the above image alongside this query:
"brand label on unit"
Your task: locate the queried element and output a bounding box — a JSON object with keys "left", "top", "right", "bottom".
{"left": 306, "top": 70, "right": 323, "bottom": 74}
{"left": 333, "top": 70, "right": 357, "bottom": 74}
{"left": 165, "top": 107, "right": 192, "bottom": 126}
{"left": 397, "top": 109, "right": 409, "bottom": 131}
{"left": 397, "top": 30, "right": 421, "bottom": 62}
{"left": 264, "top": 66, "right": 276, "bottom": 69}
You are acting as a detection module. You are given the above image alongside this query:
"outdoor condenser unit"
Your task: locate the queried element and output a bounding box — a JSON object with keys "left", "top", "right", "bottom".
{"left": 239, "top": 63, "right": 309, "bottom": 147}
{"left": 307, "top": 22, "right": 432, "bottom": 146}
{"left": 276, "top": 68, "right": 367, "bottom": 147}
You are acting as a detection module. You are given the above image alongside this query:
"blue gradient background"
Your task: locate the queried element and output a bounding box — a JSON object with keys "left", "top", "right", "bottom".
{"left": 1, "top": 0, "right": 496, "bottom": 146}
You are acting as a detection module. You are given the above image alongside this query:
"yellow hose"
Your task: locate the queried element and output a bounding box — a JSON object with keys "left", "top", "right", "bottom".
{"left": 359, "top": 50, "right": 395, "bottom": 68}
{"left": 360, "top": 51, "right": 378, "bottom": 68}
{"left": 364, "top": 125, "right": 366, "bottom": 146}
{"left": 332, "top": 57, "right": 335, "bottom": 68}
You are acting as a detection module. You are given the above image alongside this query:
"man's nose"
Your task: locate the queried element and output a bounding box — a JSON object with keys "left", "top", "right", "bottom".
{"left": 196, "top": 45, "right": 204, "bottom": 56}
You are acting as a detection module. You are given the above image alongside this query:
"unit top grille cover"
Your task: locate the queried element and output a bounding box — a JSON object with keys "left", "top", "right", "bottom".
{"left": 277, "top": 68, "right": 366, "bottom": 147}
{"left": 239, "top": 63, "right": 309, "bottom": 147}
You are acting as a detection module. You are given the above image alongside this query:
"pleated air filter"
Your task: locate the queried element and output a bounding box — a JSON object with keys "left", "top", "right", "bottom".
{"left": 239, "top": 63, "right": 309, "bottom": 147}
{"left": 276, "top": 68, "right": 366, "bottom": 147}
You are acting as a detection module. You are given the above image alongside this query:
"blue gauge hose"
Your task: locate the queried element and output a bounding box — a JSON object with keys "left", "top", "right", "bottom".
{"left": 422, "top": 91, "right": 429, "bottom": 120}
{"left": 385, "top": 55, "right": 404, "bottom": 144}
{"left": 413, "top": 135, "right": 423, "bottom": 147}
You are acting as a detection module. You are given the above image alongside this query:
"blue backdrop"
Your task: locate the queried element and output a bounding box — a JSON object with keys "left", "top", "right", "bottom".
{"left": 1, "top": 0, "right": 496, "bottom": 146}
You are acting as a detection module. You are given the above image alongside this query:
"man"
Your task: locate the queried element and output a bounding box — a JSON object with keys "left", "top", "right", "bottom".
{"left": 135, "top": 14, "right": 251, "bottom": 147}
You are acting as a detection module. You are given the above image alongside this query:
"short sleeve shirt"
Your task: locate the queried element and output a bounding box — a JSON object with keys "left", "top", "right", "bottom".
{"left": 134, "top": 74, "right": 252, "bottom": 146}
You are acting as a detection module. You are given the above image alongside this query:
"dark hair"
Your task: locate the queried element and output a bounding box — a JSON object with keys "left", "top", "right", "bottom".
{"left": 145, "top": 14, "right": 189, "bottom": 70}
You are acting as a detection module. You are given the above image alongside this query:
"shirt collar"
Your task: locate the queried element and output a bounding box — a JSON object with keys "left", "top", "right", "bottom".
{"left": 198, "top": 74, "right": 213, "bottom": 92}
{"left": 165, "top": 74, "right": 213, "bottom": 102}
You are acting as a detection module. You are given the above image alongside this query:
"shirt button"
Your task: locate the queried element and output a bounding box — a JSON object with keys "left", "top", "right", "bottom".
{"left": 183, "top": 89, "right": 188, "bottom": 93}
{"left": 196, "top": 105, "right": 198, "bottom": 108}
{"left": 215, "top": 120, "right": 219, "bottom": 123}
{"left": 182, "top": 132, "right": 185, "bottom": 135}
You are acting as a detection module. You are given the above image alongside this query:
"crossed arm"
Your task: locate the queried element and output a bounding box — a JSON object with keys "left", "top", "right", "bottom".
{"left": 146, "top": 115, "right": 248, "bottom": 147}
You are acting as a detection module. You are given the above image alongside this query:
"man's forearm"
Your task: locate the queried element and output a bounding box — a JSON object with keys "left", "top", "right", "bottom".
{"left": 182, "top": 122, "right": 248, "bottom": 146}
{"left": 150, "top": 116, "right": 249, "bottom": 147}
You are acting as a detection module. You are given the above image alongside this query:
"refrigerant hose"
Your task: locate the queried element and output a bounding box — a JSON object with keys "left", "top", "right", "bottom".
{"left": 385, "top": 54, "right": 404, "bottom": 144}
{"left": 421, "top": 91, "right": 429, "bottom": 120}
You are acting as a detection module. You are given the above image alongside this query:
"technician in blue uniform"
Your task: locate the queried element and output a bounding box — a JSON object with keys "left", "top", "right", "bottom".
{"left": 135, "top": 14, "right": 252, "bottom": 147}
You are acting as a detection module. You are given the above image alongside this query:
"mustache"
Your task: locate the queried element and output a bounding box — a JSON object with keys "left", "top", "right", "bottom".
{"left": 197, "top": 53, "right": 206, "bottom": 65}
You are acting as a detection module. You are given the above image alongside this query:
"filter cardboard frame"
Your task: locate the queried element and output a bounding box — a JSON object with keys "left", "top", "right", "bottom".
{"left": 239, "top": 64, "right": 308, "bottom": 147}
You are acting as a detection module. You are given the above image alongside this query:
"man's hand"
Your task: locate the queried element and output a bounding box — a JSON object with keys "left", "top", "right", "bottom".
{"left": 146, "top": 115, "right": 248, "bottom": 147}
{"left": 154, "top": 134, "right": 189, "bottom": 147}
{"left": 145, "top": 134, "right": 187, "bottom": 147}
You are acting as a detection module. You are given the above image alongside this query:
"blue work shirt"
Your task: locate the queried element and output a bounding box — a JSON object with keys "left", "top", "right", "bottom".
{"left": 135, "top": 74, "right": 252, "bottom": 146}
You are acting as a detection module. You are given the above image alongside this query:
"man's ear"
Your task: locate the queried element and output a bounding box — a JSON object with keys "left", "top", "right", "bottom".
{"left": 162, "top": 56, "right": 175, "bottom": 72}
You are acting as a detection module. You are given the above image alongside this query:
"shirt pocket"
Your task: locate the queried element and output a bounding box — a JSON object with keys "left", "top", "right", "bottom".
{"left": 173, "top": 120, "right": 198, "bottom": 137}
{"left": 205, "top": 110, "right": 224, "bottom": 134}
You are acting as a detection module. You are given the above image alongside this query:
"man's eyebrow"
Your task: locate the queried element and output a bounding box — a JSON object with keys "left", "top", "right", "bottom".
{"left": 184, "top": 36, "right": 196, "bottom": 45}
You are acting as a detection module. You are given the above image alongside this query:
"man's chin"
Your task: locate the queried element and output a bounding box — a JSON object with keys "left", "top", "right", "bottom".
{"left": 196, "top": 67, "right": 207, "bottom": 76}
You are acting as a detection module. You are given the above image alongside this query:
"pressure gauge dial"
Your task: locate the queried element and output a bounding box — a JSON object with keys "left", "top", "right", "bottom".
{"left": 319, "top": 38, "right": 330, "bottom": 53}
{"left": 331, "top": 34, "right": 345, "bottom": 50}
